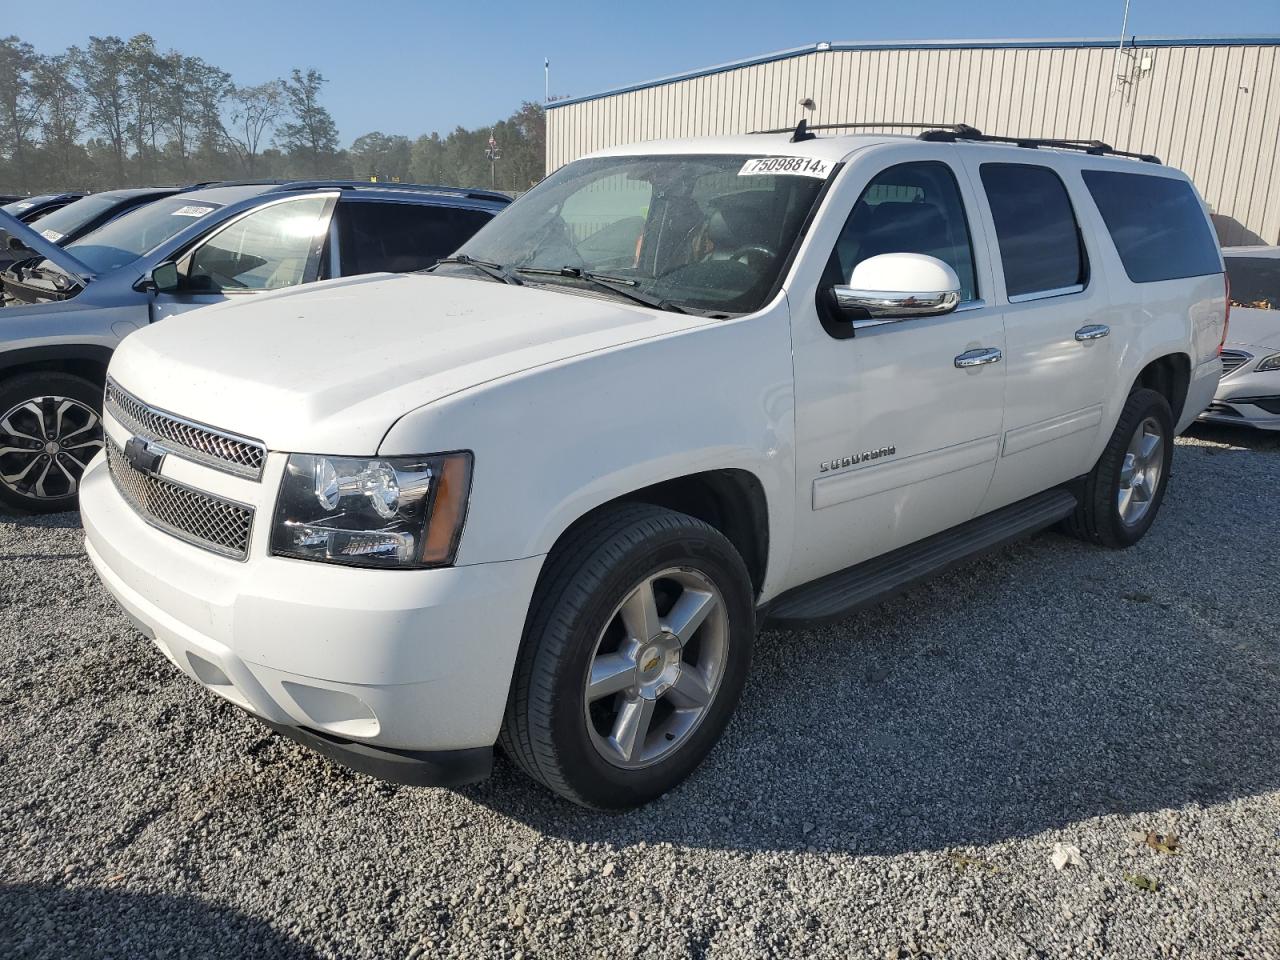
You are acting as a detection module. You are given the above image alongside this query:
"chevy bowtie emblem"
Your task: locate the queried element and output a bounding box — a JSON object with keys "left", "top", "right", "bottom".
{"left": 124, "top": 436, "right": 167, "bottom": 477}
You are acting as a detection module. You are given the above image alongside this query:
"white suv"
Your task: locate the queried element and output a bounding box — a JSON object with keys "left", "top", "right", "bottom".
{"left": 79, "top": 127, "right": 1226, "bottom": 808}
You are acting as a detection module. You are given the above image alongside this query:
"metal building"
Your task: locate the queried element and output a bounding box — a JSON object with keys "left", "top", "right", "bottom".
{"left": 546, "top": 36, "right": 1280, "bottom": 246}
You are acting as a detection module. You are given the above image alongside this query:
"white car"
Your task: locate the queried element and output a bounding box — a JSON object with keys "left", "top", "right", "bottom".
{"left": 1200, "top": 245, "right": 1280, "bottom": 430}
{"left": 79, "top": 125, "right": 1226, "bottom": 808}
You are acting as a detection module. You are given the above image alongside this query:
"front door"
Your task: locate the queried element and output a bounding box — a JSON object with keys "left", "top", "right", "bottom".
{"left": 150, "top": 192, "right": 337, "bottom": 323}
{"left": 787, "top": 150, "right": 1007, "bottom": 590}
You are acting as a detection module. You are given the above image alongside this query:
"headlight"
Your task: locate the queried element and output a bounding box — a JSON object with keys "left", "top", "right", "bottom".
{"left": 270, "top": 452, "right": 472, "bottom": 568}
{"left": 1256, "top": 353, "right": 1280, "bottom": 373}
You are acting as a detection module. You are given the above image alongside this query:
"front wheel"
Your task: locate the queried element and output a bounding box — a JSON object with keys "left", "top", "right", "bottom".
{"left": 1063, "top": 387, "right": 1174, "bottom": 548}
{"left": 500, "top": 503, "right": 755, "bottom": 809}
{"left": 0, "top": 373, "right": 105, "bottom": 514}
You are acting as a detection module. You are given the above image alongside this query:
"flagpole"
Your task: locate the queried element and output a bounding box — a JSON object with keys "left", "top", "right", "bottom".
{"left": 544, "top": 58, "right": 550, "bottom": 102}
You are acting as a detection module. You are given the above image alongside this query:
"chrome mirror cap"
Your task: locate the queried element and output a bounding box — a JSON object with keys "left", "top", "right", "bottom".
{"left": 832, "top": 252, "right": 962, "bottom": 323}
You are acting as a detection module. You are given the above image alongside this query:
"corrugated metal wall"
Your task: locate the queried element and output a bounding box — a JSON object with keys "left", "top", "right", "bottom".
{"left": 547, "top": 40, "right": 1280, "bottom": 246}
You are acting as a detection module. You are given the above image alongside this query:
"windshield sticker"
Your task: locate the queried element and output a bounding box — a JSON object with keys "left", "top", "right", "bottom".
{"left": 739, "top": 157, "right": 834, "bottom": 178}
{"left": 14, "top": 202, "right": 32, "bottom": 210}
{"left": 171, "top": 205, "right": 215, "bottom": 218}
{"left": 40, "top": 229, "right": 63, "bottom": 242}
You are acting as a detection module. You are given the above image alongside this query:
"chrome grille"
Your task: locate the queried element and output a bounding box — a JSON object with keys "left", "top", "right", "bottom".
{"left": 1220, "top": 349, "right": 1252, "bottom": 377}
{"left": 105, "top": 379, "right": 266, "bottom": 480}
{"left": 107, "top": 438, "right": 254, "bottom": 560}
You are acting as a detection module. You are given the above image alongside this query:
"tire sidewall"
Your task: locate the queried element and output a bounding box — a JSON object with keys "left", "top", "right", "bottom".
{"left": 540, "top": 524, "right": 754, "bottom": 808}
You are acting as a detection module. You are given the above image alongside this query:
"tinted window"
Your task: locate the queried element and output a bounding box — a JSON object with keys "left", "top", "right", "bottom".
{"left": 1082, "top": 170, "right": 1221, "bottom": 283}
{"left": 187, "top": 195, "right": 329, "bottom": 292}
{"left": 340, "top": 201, "right": 491, "bottom": 275}
{"left": 980, "top": 163, "right": 1086, "bottom": 298}
{"left": 22, "top": 194, "right": 122, "bottom": 241}
{"left": 832, "top": 161, "right": 978, "bottom": 301}
{"left": 1225, "top": 256, "right": 1280, "bottom": 310}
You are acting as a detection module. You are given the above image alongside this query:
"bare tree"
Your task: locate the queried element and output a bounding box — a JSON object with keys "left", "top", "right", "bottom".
{"left": 224, "top": 81, "right": 284, "bottom": 176}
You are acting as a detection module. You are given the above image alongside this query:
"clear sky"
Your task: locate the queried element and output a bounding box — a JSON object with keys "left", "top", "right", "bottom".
{"left": 8, "top": 0, "right": 1280, "bottom": 145}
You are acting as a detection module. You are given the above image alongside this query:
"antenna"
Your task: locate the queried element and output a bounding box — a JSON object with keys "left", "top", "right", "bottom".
{"left": 1112, "top": 0, "right": 1133, "bottom": 93}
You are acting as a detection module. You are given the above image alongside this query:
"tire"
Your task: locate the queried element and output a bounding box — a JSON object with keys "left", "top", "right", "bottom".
{"left": 500, "top": 503, "right": 756, "bottom": 809}
{"left": 0, "top": 372, "right": 105, "bottom": 514}
{"left": 1063, "top": 387, "right": 1174, "bottom": 548}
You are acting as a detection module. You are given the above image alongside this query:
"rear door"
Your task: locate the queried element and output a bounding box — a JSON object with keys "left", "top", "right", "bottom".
{"left": 959, "top": 157, "right": 1116, "bottom": 511}
{"left": 150, "top": 192, "right": 337, "bottom": 322}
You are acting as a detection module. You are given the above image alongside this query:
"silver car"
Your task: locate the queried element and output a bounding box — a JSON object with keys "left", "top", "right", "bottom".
{"left": 0, "top": 180, "right": 509, "bottom": 512}
{"left": 1199, "top": 245, "right": 1280, "bottom": 431}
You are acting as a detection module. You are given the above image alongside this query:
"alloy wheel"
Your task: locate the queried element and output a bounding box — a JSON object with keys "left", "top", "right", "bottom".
{"left": 583, "top": 567, "right": 730, "bottom": 769}
{"left": 0, "top": 396, "right": 104, "bottom": 502}
{"left": 1116, "top": 415, "right": 1165, "bottom": 527}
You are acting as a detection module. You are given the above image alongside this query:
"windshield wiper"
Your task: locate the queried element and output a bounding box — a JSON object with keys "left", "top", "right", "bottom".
{"left": 433, "top": 254, "right": 523, "bottom": 286}
{"left": 516, "top": 266, "right": 687, "bottom": 314}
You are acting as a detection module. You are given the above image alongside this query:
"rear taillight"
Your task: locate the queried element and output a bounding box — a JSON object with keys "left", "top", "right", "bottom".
{"left": 1219, "top": 271, "right": 1231, "bottom": 355}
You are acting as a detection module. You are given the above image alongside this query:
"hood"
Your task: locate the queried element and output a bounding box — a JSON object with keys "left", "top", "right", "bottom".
{"left": 108, "top": 272, "right": 710, "bottom": 453}
{"left": 1226, "top": 306, "right": 1280, "bottom": 352}
{"left": 0, "top": 209, "right": 94, "bottom": 288}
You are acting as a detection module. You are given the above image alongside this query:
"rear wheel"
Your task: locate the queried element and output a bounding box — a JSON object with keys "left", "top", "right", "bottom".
{"left": 0, "top": 373, "right": 104, "bottom": 514}
{"left": 1063, "top": 387, "right": 1174, "bottom": 548}
{"left": 500, "top": 503, "right": 755, "bottom": 809}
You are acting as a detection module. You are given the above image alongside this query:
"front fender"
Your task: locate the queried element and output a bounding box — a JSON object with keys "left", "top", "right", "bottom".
{"left": 378, "top": 306, "right": 798, "bottom": 600}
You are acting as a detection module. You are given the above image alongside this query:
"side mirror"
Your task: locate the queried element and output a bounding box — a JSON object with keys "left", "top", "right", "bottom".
{"left": 7, "top": 236, "right": 28, "bottom": 252}
{"left": 144, "top": 261, "right": 180, "bottom": 293}
{"left": 831, "top": 253, "right": 961, "bottom": 328}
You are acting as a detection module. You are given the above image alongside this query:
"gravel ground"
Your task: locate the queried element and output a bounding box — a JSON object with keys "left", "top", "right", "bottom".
{"left": 2, "top": 424, "right": 1278, "bottom": 960}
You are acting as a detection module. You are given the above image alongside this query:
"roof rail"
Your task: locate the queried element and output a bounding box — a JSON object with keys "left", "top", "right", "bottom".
{"left": 752, "top": 119, "right": 1161, "bottom": 163}
{"left": 265, "top": 180, "right": 513, "bottom": 203}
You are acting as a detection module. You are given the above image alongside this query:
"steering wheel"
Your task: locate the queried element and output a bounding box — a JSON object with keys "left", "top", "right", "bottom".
{"left": 725, "top": 244, "right": 777, "bottom": 271}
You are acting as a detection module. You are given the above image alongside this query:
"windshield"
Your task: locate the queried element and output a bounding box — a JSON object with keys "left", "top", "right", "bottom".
{"left": 63, "top": 196, "right": 223, "bottom": 274}
{"left": 1226, "top": 256, "right": 1280, "bottom": 310}
{"left": 447, "top": 154, "right": 831, "bottom": 314}
{"left": 25, "top": 193, "right": 124, "bottom": 242}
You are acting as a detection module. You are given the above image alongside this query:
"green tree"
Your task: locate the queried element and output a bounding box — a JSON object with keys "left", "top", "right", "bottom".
{"left": 0, "top": 36, "right": 41, "bottom": 190}
{"left": 349, "top": 131, "right": 411, "bottom": 181}
{"left": 78, "top": 35, "right": 130, "bottom": 183}
{"left": 276, "top": 68, "right": 339, "bottom": 176}
{"left": 33, "top": 54, "right": 88, "bottom": 188}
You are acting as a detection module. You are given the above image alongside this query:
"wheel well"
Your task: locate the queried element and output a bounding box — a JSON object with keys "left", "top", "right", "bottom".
{"left": 564, "top": 470, "right": 771, "bottom": 597}
{"left": 1133, "top": 354, "right": 1190, "bottom": 423}
{"left": 0, "top": 357, "right": 108, "bottom": 391}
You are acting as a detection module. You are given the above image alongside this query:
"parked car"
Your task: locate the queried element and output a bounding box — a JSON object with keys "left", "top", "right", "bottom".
{"left": 0, "top": 192, "right": 87, "bottom": 268}
{"left": 0, "top": 187, "right": 195, "bottom": 275}
{"left": 1197, "top": 245, "right": 1280, "bottom": 430}
{"left": 78, "top": 129, "right": 1225, "bottom": 808}
{"left": 0, "top": 180, "right": 509, "bottom": 511}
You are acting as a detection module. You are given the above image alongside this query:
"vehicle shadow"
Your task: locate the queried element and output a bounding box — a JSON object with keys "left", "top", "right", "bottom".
{"left": 1182, "top": 421, "right": 1280, "bottom": 452}
{"left": 0, "top": 883, "right": 320, "bottom": 959}
{"left": 463, "top": 441, "right": 1280, "bottom": 855}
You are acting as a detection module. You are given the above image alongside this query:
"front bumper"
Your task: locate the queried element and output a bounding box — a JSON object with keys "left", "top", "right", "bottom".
{"left": 80, "top": 453, "right": 544, "bottom": 783}
{"left": 1197, "top": 353, "right": 1280, "bottom": 431}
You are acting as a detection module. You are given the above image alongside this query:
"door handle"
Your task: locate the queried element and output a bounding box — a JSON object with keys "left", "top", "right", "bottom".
{"left": 954, "top": 347, "right": 1003, "bottom": 368}
{"left": 1075, "top": 323, "right": 1110, "bottom": 341}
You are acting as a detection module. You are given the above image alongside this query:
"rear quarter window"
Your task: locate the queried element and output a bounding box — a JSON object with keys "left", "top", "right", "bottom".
{"left": 1081, "top": 170, "right": 1221, "bottom": 283}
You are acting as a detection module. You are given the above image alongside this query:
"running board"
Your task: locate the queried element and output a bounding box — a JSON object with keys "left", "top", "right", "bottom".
{"left": 764, "top": 488, "right": 1078, "bottom": 627}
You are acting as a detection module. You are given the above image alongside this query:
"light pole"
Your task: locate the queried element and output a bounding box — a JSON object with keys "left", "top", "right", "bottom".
{"left": 485, "top": 134, "right": 501, "bottom": 191}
